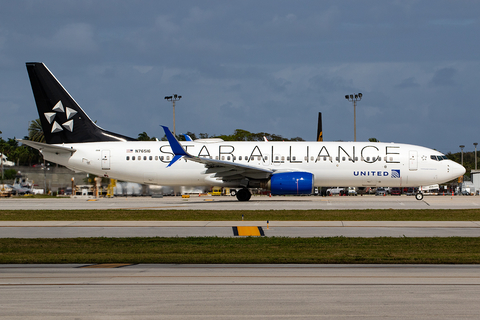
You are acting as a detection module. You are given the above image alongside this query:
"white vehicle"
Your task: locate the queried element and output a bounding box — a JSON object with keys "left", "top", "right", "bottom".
{"left": 20, "top": 62, "right": 465, "bottom": 201}
{"left": 419, "top": 184, "right": 440, "bottom": 195}
{"left": 0, "top": 153, "right": 14, "bottom": 166}
{"left": 326, "top": 187, "right": 345, "bottom": 196}
{"left": 347, "top": 187, "right": 357, "bottom": 196}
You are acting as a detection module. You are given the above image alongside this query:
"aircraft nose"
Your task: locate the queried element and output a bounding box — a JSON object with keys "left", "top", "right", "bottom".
{"left": 451, "top": 162, "right": 466, "bottom": 179}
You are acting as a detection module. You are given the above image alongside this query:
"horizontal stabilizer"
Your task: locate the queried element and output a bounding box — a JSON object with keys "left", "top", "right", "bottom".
{"left": 18, "top": 140, "right": 76, "bottom": 155}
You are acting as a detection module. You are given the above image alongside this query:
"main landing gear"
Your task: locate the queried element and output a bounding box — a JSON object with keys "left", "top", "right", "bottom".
{"left": 236, "top": 188, "right": 252, "bottom": 201}
{"left": 415, "top": 192, "right": 424, "bottom": 201}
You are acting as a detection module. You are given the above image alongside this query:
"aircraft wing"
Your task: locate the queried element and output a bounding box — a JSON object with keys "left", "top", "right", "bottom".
{"left": 161, "top": 126, "right": 272, "bottom": 181}
{"left": 18, "top": 140, "right": 76, "bottom": 155}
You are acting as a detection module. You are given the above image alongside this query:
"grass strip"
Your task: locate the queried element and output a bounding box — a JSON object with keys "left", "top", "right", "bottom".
{"left": 1, "top": 209, "right": 480, "bottom": 221}
{"left": 1, "top": 237, "right": 480, "bottom": 264}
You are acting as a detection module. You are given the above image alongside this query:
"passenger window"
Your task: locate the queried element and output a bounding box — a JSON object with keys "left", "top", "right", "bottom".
{"left": 239, "top": 156, "right": 242, "bottom": 161}
{"left": 342, "top": 157, "right": 346, "bottom": 161}
{"left": 138, "top": 156, "right": 141, "bottom": 161}
{"left": 275, "top": 156, "right": 279, "bottom": 161}
{"left": 292, "top": 156, "right": 296, "bottom": 161}
{"left": 149, "top": 156, "right": 152, "bottom": 161}
{"left": 366, "top": 157, "right": 370, "bottom": 161}
{"left": 281, "top": 156, "right": 285, "bottom": 161}
{"left": 126, "top": 156, "right": 130, "bottom": 160}
{"left": 143, "top": 156, "right": 147, "bottom": 161}
{"left": 160, "top": 156, "right": 164, "bottom": 161}
{"left": 265, "top": 156, "right": 268, "bottom": 160}
{"left": 166, "top": 156, "right": 170, "bottom": 160}
{"left": 132, "top": 156, "right": 135, "bottom": 160}
{"left": 227, "top": 156, "right": 230, "bottom": 161}
{"left": 287, "top": 156, "right": 290, "bottom": 161}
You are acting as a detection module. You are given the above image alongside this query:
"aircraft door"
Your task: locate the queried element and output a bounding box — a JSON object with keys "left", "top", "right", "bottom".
{"left": 409, "top": 150, "right": 418, "bottom": 171}
{"left": 101, "top": 150, "right": 110, "bottom": 170}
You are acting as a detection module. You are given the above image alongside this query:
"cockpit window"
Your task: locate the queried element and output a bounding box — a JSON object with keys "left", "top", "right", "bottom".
{"left": 431, "top": 155, "right": 449, "bottom": 161}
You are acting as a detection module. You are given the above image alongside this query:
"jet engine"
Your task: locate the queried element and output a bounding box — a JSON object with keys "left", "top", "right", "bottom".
{"left": 268, "top": 172, "right": 314, "bottom": 195}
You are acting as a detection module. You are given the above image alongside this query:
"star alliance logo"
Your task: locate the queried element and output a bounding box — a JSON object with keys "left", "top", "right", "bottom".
{"left": 44, "top": 101, "right": 77, "bottom": 133}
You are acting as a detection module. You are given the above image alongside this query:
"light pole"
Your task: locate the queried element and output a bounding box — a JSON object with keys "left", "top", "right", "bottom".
{"left": 345, "top": 93, "right": 362, "bottom": 142}
{"left": 164, "top": 94, "right": 182, "bottom": 136}
{"left": 474, "top": 143, "right": 478, "bottom": 170}
{"left": 460, "top": 145, "right": 465, "bottom": 166}
{"left": 0, "top": 130, "right": 3, "bottom": 184}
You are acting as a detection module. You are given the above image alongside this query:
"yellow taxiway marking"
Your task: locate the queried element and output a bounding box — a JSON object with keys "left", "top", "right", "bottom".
{"left": 233, "top": 226, "right": 264, "bottom": 236}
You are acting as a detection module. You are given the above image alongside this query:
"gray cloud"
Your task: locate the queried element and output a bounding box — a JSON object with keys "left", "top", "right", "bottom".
{"left": 0, "top": 0, "right": 479, "bottom": 153}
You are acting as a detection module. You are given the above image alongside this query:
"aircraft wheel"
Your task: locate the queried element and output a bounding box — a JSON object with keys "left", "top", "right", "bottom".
{"left": 415, "top": 192, "right": 424, "bottom": 201}
{"left": 236, "top": 188, "right": 251, "bottom": 201}
{"left": 230, "top": 189, "right": 237, "bottom": 196}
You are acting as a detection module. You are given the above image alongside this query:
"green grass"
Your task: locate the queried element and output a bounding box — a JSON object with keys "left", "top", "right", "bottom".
{"left": 1, "top": 209, "right": 480, "bottom": 221}
{"left": 1, "top": 209, "right": 479, "bottom": 264}
{"left": 1, "top": 237, "right": 480, "bottom": 264}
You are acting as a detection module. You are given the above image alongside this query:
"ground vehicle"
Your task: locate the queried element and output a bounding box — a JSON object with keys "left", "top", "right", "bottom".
{"left": 390, "top": 187, "right": 401, "bottom": 195}
{"left": 406, "top": 188, "right": 418, "bottom": 196}
{"left": 375, "top": 187, "right": 387, "bottom": 196}
{"left": 326, "top": 187, "right": 346, "bottom": 196}
{"left": 210, "top": 187, "right": 222, "bottom": 196}
{"left": 347, "top": 187, "right": 357, "bottom": 196}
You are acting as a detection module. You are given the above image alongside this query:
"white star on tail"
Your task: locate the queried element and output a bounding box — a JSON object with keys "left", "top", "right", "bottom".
{"left": 44, "top": 100, "right": 76, "bottom": 134}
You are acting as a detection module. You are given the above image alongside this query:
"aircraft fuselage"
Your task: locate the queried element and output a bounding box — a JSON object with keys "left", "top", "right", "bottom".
{"left": 42, "top": 140, "right": 463, "bottom": 188}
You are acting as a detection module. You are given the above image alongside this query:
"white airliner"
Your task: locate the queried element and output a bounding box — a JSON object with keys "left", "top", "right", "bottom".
{"left": 20, "top": 62, "right": 465, "bottom": 201}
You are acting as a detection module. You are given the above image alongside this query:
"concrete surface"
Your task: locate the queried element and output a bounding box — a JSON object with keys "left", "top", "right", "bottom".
{"left": 2, "top": 194, "right": 480, "bottom": 210}
{"left": 1, "top": 264, "right": 480, "bottom": 319}
{"left": 1, "top": 220, "right": 479, "bottom": 237}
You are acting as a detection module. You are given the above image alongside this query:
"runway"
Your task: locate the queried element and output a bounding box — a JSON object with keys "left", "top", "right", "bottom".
{"left": 1, "top": 220, "right": 480, "bottom": 237}
{"left": 2, "top": 194, "right": 480, "bottom": 210}
{"left": 1, "top": 264, "right": 480, "bottom": 319}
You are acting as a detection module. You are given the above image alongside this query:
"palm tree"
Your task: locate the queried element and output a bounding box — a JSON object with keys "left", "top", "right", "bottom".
{"left": 28, "top": 119, "right": 45, "bottom": 142}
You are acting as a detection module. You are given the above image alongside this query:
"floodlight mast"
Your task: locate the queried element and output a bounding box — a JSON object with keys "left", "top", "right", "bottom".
{"left": 164, "top": 94, "right": 182, "bottom": 136}
{"left": 345, "top": 93, "right": 362, "bottom": 142}
{"left": 474, "top": 142, "right": 478, "bottom": 170}
{"left": 459, "top": 145, "right": 465, "bottom": 166}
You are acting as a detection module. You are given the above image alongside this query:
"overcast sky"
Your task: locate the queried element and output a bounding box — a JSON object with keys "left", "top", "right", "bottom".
{"left": 1, "top": 0, "right": 479, "bottom": 154}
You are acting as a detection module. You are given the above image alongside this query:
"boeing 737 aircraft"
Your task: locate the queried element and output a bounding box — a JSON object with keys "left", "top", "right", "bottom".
{"left": 21, "top": 62, "right": 465, "bottom": 201}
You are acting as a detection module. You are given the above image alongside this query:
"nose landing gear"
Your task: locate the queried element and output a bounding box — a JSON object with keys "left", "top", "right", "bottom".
{"left": 415, "top": 192, "right": 424, "bottom": 201}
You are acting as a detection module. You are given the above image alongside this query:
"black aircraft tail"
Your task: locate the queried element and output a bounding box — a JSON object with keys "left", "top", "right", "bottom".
{"left": 26, "top": 62, "right": 136, "bottom": 144}
{"left": 317, "top": 112, "right": 323, "bottom": 142}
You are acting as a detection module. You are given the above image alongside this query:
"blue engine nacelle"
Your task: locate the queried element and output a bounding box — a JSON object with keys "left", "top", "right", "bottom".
{"left": 269, "top": 172, "right": 314, "bottom": 195}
